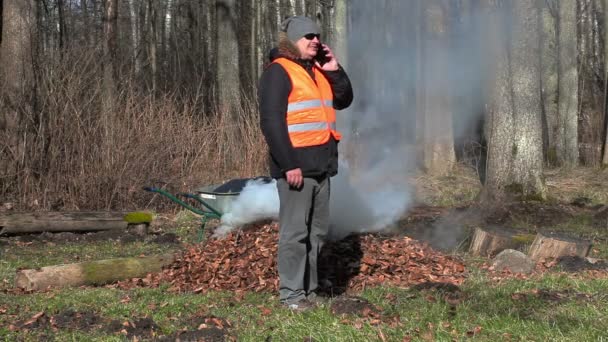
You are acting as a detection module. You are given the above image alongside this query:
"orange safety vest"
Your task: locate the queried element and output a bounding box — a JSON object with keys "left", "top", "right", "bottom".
{"left": 273, "top": 57, "right": 342, "bottom": 148}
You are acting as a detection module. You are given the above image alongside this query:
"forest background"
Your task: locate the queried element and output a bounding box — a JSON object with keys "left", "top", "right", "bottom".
{"left": 1, "top": 0, "right": 608, "bottom": 212}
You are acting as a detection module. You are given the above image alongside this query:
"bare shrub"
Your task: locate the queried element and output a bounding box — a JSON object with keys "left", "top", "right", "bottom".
{"left": 0, "top": 48, "right": 267, "bottom": 211}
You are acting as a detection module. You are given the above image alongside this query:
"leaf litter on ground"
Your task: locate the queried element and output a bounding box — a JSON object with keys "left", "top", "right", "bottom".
{"left": 117, "top": 222, "right": 467, "bottom": 294}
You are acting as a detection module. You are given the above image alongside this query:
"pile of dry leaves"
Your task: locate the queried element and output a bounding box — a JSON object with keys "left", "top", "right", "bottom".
{"left": 125, "top": 222, "right": 467, "bottom": 294}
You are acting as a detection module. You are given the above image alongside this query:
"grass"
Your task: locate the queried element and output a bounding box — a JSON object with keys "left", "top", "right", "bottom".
{"left": 1, "top": 222, "right": 608, "bottom": 341}
{"left": 2, "top": 167, "right": 608, "bottom": 340}
{"left": 1, "top": 266, "right": 607, "bottom": 340}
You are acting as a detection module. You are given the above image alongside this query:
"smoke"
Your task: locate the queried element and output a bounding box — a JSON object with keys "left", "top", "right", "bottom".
{"left": 213, "top": 178, "right": 279, "bottom": 237}
{"left": 215, "top": 1, "right": 505, "bottom": 243}
{"left": 213, "top": 164, "right": 411, "bottom": 240}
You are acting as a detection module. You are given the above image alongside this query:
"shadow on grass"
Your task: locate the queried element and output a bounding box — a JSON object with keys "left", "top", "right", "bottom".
{"left": 317, "top": 235, "right": 363, "bottom": 297}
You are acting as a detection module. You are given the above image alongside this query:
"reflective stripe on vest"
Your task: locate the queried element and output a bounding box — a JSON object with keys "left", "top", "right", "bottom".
{"left": 287, "top": 99, "right": 334, "bottom": 113}
{"left": 288, "top": 121, "right": 337, "bottom": 133}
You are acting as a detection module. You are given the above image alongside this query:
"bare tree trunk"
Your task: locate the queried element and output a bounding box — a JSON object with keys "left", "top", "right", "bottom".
{"left": 557, "top": 0, "right": 579, "bottom": 167}
{"left": 217, "top": 0, "right": 240, "bottom": 115}
{"left": 102, "top": 0, "right": 118, "bottom": 122}
{"left": 603, "top": 0, "right": 608, "bottom": 165}
{"left": 482, "top": 0, "right": 546, "bottom": 201}
{"left": 0, "top": 0, "right": 36, "bottom": 176}
{"left": 332, "top": 0, "right": 348, "bottom": 67}
{"left": 415, "top": 0, "right": 427, "bottom": 165}
{"left": 0, "top": 0, "right": 35, "bottom": 104}
{"left": 57, "top": 0, "right": 66, "bottom": 49}
{"left": 148, "top": 0, "right": 158, "bottom": 93}
{"left": 236, "top": 0, "right": 255, "bottom": 98}
{"left": 128, "top": 0, "right": 141, "bottom": 75}
{"left": 540, "top": 1, "right": 558, "bottom": 165}
{"left": 203, "top": 0, "right": 217, "bottom": 113}
{"left": 422, "top": 0, "right": 456, "bottom": 175}
{"left": 81, "top": 0, "right": 91, "bottom": 46}
{"left": 578, "top": 0, "right": 604, "bottom": 165}
{"left": 0, "top": 0, "right": 3, "bottom": 47}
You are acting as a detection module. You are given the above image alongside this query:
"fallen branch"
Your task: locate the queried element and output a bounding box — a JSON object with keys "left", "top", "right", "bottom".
{"left": 0, "top": 212, "right": 130, "bottom": 235}
{"left": 15, "top": 254, "right": 175, "bottom": 291}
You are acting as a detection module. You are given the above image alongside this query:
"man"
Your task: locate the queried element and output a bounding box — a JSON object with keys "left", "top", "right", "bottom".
{"left": 258, "top": 16, "right": 353, "bottom": 311}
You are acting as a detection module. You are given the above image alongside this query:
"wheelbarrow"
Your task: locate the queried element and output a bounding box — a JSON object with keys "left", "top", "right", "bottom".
{"left": 144, "top": 177, "right": 272, "bottom": 241}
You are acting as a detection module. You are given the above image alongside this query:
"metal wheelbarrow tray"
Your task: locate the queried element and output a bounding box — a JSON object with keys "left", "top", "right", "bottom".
{"left": 144, "top": 177, "right": 272, "bottom": 240}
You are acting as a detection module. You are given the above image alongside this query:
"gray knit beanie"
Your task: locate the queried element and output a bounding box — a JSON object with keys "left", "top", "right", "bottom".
{"left": 280, "top": 16, "right": 321, "bottom": 43}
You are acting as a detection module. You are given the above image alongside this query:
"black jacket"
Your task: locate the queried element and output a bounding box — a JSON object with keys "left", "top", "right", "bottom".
{"left": 259, "top": 55, "right": 353, "bottom": 179}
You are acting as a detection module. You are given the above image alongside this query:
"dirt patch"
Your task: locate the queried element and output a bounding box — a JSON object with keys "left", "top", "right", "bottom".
{"left": 150, "top": 233, "right": 180, "bottom": 244}
{"left": 396, "top": 206, "right": 485, "bottom": 251}
{"left": 159, "top": 315, "right": 232, "bottom": 342}
{"left": 592, "top": 205, "right": 608, "bottom": 228}
{"left": 8, "top": 310, "right": 233, "bottom": 341}
{"left": 1, "top": 230, "right": 180, "bottom": 245}
{"left": 484, "top": 202, "right": 577, "bottom": 228}
{"left": 106, "top": 317, "right": 160, "bottom": 340}
{"left": 556, "top": 256, "right": 608, "bottom": 272}
{"left": 10, "top": 310, "right": 104, "bottom": 332}
{"left": 330, "top": 296, "right": 381, "bottom": 317}
{"left": 51, "top": 309, "right": 104, "bottom": 331}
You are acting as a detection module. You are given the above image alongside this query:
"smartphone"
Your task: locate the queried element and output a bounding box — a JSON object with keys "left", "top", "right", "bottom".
{"left": 315, "top": 44, "right": 330, "bottom": 65}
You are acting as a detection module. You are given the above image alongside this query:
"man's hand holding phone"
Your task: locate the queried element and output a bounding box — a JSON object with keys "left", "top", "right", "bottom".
{"left": 315, "top": 44, "right": 339, "bottom": 71}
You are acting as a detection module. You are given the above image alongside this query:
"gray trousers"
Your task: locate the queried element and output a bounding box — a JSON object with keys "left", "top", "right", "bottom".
{"left": 277, "top": 176, "right": 330, "bottom": 303}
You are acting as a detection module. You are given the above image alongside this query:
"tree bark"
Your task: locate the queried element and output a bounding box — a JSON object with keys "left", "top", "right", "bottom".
{"left": 528, "top": 232, "right": 592, "bottom": 261}
{"left": 15, "top": 254, "right": 175, "bottom": 291}
{"left": 469, "top": 227, "right": 533, "bottom": 257}
{"left": 332, "top": 0, "right": 348, "bottom": 68}
{"left": 556, "top": 0, "right": 579, "bottom": 167}
{"left": 578, "top": 0, "right": 604, "bottom": 165}
{"left": 128, "top": 0, "right": 141, "bottom": 75}
{"left": 217, "top": 0, "right": 240, "bottom": 115}
{"left": 602, "top": 0, "right": 608, "bottom": 165}
{"left": 148, "top": 0, "right": 158, "bottom": 93}
{"left": 102, "top": 0, "right": 118, "bottom": 135}
{"left": 482, "top": 0, "right": 546, "bottom": 201}
{"left": 540, "top": 1, "right": 558, "bottom": 165}
{"left": 422, "top": 0, "right": 456, "bottom": 175}
{"left": 81, "top": 0, "right": 91, "bottom": 46}
{"left": 0, "top": 212, "right": 131, "bottom": 235}
{"left": 0, "top": 0, "right": 36, "bottom": 178}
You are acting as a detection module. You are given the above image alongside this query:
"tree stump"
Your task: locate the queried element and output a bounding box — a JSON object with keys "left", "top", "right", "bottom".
{"left": 528, "top": 232, "right": 592, "bottom": 261}
{"left": 127, "top": 224, "right": 149, "bottom": 236}
{"left": 469, "top": 227, "right": 533, "bottom": 257}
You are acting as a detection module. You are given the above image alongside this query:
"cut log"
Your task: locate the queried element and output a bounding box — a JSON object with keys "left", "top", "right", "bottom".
{"left": 0, "top": 212, "right": 129, "bottom": 235}
{"left": 126, "top": 223, "right": 149, "bottom": 236}
{"left": 528, "top": 232, "right": 592, "bottom": 261}
{"left": 469, "top": 227, "right": 533, "bottom": 257}
{"left": 15, "top": 254, "right": 175, "bottom": 291}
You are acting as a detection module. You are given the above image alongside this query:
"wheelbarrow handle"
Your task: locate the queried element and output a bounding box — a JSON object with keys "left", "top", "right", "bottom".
{"left": 142, "top": 186, "right": 209, "bottom": 216}
{"left": 179, "top": 193, "right": 223, "bottom": 217}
